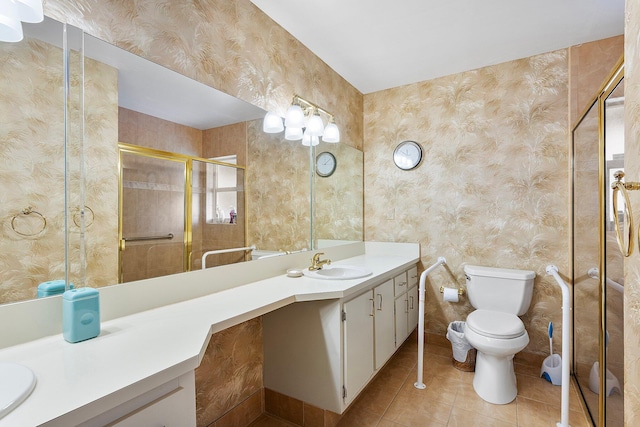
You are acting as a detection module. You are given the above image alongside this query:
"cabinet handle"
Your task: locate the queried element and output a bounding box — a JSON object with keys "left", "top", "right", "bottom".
{"left": 377, "top": 293, "right": 383, "bottom": 310}
{"left": 405, "top": 298, "right": 409, "bottom": 314}
{"left": 370, "top": 298, "right": 375, "bottom": 317}
{"left": 399, "top": 281, "right": 406, "bottom": 287}
{"left": 409, "top": 295, "right": 414, "bottom": 309}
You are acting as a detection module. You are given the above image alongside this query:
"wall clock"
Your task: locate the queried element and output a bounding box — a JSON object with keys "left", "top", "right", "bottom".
{"left": 316, "top": 152, "right": 337, "bottom": 177}
{"left": 393, "top": 140, "right": 423, "bottom": 170}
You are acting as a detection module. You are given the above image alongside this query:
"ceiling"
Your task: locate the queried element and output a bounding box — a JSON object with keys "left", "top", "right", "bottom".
{"left": 250, "top": 0, "right": 625, "bottom": 94}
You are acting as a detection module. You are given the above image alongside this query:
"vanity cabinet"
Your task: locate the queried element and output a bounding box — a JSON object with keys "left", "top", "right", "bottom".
{"left": 394, "top": 267, "right": 419, "bottom": 346}
{"left": 263, "top": 266, "right": 416, "bottom": 414}
{"left": 75, "top": 372, "right": 196, "bottom": 427}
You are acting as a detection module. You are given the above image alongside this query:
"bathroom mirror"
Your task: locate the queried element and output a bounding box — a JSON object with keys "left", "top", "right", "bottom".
{"left": 0, "top": 16, "right": 364, "bottom": 306}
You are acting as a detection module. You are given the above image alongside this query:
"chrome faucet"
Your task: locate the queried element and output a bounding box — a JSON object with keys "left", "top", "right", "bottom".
{"left": 309, "top": 252, "right": 331, "bottom": 271}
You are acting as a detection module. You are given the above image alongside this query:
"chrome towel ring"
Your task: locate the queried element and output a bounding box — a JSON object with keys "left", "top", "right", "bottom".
{"left": 611, "top": 171, "right": 640, "bottom": 257}
{"left": 10, "top": 206, "right": 47, "bottom": 237}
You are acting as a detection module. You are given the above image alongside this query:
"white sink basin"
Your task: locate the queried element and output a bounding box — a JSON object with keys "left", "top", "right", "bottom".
{"left": 0, "top": 362, "right": 36, "bottom": 419}
{"left": 303, "top": 265, "right": 373, "bottom": 280}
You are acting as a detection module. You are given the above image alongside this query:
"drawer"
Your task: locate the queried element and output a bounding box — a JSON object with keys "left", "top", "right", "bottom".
{"left": 394, "top": 271, "right": 408, "bottom": 296}
{"left": 407, "top": 266, "right": 418, "bottom": 288}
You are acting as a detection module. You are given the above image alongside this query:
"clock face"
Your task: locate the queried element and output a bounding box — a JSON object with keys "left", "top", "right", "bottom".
{"left": 393, "top": 141, "right": 422, "bottom": 170}
{"left": 316, "top": 152, "right": 337, "bottom": 177}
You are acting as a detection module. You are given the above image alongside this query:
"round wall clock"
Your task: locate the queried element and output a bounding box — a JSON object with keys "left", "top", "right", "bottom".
{"left": 316, "top": 152, "right": 337, "bottom": 177}
{"left": 393, "top": 140, "right": 423, "bottom": 170}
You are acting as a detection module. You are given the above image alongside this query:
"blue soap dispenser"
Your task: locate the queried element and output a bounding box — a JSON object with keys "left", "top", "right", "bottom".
{"left": 62, "top": 288, "right": 100, "bottom": 343}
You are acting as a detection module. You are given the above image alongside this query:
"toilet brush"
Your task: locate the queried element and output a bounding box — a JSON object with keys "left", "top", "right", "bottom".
{"left": 548, "top": 322, "right": 553, "bottom": 356}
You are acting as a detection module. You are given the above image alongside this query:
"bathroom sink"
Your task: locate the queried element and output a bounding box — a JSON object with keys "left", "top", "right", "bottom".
{"left": 0, "top": 362, "right": 36, "bottom": 419}
{"left": 303, "top": 265, "right": 373, "bottom": 280}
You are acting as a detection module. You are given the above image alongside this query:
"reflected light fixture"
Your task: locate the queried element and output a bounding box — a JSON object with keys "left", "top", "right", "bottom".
{"left": 263, "top": 95, "right": 340, "bottom": 144}
{"left": 0, "top": 0, "right": 43, "bottom": 43}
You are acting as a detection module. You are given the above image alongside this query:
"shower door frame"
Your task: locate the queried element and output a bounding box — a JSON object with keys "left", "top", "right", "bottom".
{"left": 571, "top": 56, "right": 624, "bottom": 427}
{"left": 117, "top": 143, "right": 247, "bottom": 283}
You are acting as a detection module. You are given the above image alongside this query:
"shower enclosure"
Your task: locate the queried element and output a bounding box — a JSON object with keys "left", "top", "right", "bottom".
{"left": 572, "top": 59, "right": 624, "bottom": 427}
{"left": 118, "top": 144, "right": 246, "bottom": 283}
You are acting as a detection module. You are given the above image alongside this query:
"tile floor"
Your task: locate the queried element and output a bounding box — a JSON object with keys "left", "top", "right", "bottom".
{"left": 250, "top": 332, "right": 592, "bottom": 427}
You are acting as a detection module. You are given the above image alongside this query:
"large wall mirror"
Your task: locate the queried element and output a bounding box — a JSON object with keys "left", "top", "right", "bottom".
{"left": 0, "top": 16, "right": 363, "bottom": 306}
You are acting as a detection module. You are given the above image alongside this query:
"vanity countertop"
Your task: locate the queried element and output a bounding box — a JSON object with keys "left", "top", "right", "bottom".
{"left": 0, "top": 244, "right": 419, "bottom": 426}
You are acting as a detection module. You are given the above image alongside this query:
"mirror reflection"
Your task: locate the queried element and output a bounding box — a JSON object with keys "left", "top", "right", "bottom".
{"left": 0, "top": 17, "right": 364, "bottom": 306}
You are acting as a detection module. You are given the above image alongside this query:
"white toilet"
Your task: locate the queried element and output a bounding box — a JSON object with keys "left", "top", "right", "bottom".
{"left": 463, "top": 265, "right": 536, "bottom": 404}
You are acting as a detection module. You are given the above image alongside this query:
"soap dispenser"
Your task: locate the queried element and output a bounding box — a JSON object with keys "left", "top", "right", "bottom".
{"left": 62, "top": 288, "right": 100, "bottom": 343}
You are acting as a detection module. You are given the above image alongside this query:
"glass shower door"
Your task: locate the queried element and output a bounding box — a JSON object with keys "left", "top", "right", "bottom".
{"left": 119, "top": 149, "right": 187, "bottom": 282}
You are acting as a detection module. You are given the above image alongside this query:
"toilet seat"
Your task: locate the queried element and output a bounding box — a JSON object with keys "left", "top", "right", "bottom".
{"left": 466, "top": 309, "right": 525, "bottom": 339}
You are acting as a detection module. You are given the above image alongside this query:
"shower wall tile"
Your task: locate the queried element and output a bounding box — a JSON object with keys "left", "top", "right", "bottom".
{"left": 363, "top": 50, "right": 570, "bottom": 356}
{"left": 569, "top": 35, "right": 624, "bottom": 126}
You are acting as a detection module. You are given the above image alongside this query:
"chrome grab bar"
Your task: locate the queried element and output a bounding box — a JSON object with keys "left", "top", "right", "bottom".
{"left": 123, "top": 233, "right": 174, "bottom": 242}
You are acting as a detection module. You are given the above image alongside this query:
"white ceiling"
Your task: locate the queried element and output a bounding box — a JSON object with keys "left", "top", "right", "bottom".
{"left": 250, "top": 0, "right": 625, "bottom": 94}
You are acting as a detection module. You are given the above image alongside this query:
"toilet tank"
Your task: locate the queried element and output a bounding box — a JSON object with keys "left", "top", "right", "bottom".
{"left": 464, "top": 265, "right": 536, "bottom": 316}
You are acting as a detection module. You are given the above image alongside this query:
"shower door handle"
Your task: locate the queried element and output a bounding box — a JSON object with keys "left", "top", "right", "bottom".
{"left": 119, "top": 239, "right": 126, "bottom": 251}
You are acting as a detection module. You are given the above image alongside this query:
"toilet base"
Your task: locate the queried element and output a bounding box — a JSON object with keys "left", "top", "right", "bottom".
{"left": 472, "top": 351, "right": 517, "bottom": 404}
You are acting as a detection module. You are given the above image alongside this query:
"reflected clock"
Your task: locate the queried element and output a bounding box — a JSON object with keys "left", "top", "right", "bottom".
{"left": 316, "top": 152, "right": 337, "bottom": 177}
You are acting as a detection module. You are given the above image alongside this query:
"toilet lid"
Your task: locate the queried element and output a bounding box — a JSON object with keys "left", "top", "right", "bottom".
{"left": 466, "top": 310, "right": 525, "bottom": 339}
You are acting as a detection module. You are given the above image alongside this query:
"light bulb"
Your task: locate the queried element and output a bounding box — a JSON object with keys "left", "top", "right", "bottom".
{"left": 263, "top": 111, "right": 283, "bottom": 133}
{"left": 302, "top": 129, "right": 319, "bottom": 146}
{"left": 306, "top": 113, "right": 324, "bottom": 137}
{"left": 0, "top": 1, "right": 23, "bottom": 42}
{"left": 285, "top": 104, "right": 305, "bottom": 128}
{"left": 322, "top": 122, "right": 340, "bottom": 143}
{"left": 285, "top": 126, "right": 303, "bottom": 141}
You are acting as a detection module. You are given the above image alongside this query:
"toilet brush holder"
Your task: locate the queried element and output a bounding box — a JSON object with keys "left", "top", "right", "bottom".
{"left": 540, "top": 354, "right": 562, "bottom": 385}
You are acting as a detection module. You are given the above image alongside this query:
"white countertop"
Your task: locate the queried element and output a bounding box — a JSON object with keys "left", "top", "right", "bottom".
{"left": 0, "top": 244, "right": 419, "bottom": 426}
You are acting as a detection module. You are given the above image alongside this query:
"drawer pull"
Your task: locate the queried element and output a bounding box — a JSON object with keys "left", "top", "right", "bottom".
{"left": 377, "top": 294, "right": 383, "bottom": 310}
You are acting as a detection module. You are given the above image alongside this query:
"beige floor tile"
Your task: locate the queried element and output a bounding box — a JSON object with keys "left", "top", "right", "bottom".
{"left": 335, "top": 405, "right": 381, "bottom": 427}
{"left": 350, "top": 376, "right": 399, "bottom": 417}
{"left": 382, "top": 392, "right": 451, "bottom": 426}
{"left": 422, "top": 354, "right": 464, "bottom": 382}
{"left": 375, "top": 419, "right": 406, "bottom": 427}
{"left": 447, "top": 406, "right": 516, "bottom": 427}
{"left": 516, "top": 374, "right": 582, "bottom": 412}
{"left": 247, "top": 413, "right": 298, "bottom": 427}
{"left": 374, "top": 362, "right": 414, "bottom": 390}
{"left": 398, "top": 374, "right": 460, "bottom": 406}
{"left": 514, "top": 362, "right": 541, "bottom": 378}
{"left": 453, "top": 382, "right": 517, "bottom": 425}
{"left": 516, "top": 396, "right": 590, "bottom": 427}
{"left": 424, "top": 343, "right": 452, "bottom": 358}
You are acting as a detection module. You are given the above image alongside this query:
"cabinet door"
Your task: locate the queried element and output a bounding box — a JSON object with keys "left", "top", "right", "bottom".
{"left": 343, "top": 291, "right": 374, "bottom": 404}
{"left": 374, "top": 279, "right": 395, "bottom": 370}
{"left": 393, "top": 271, "right": 408, "bottom": 296}
{"left": 394, "top": 294, "right": 408, "bottom": 347}
{"left": 408, "top": 285, "right": 419, "bottom": 333}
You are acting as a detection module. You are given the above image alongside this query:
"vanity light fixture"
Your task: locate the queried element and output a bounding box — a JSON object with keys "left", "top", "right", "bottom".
{"left": 0, "top": 0, "right": 43, "bottom": 43}
{"left": 263, "top": 95, "right": 340, "bottom": 144}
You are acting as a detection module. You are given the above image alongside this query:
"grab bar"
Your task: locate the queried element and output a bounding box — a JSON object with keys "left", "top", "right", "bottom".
{"left": 415, "top": 257, "right": 447, "bottom": 390}
{"left": 202, "top": 245, "right": 256, "bottom": 269}
{"left": 123, "top": 233, "right": 174, "bottom": 242}
{"left": 545, "top": 265, "right": 571, "bottom": 427}
{"left": 587, "top": 267, "right": 624, "bottom": 294}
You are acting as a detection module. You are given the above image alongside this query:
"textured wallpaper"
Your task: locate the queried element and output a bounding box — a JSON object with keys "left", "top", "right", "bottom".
{"left": 0, "top": 38, "right": 66, "bottom": 304}
{"left": 246, "top": 119, "right": 311, "bottom": 253}
{"left": 624, "top": 0, "right": 640, "bottom": 424}
{"left": 364, "top": 51, "right": 570, "bottom": 356}
{"left": 44, "top": 0, "right": 363, "bottom": 151}
{"left": 0, "top": 39, "right": 118, "bottom": 305}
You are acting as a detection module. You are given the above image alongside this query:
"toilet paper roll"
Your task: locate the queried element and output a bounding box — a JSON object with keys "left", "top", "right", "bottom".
{"left": 443, "top": 287, "right": 459, "bottom": 303}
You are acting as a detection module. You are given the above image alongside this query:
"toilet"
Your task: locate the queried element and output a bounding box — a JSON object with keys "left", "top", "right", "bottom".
{"left": 463, "top": 265, "right": 536, "bottom": 404}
